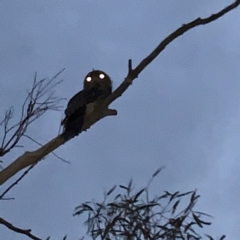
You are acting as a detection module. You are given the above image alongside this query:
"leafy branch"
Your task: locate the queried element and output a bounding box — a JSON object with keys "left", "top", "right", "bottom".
{"left": 74, "top": 168, "right": 225, "bottom": 240}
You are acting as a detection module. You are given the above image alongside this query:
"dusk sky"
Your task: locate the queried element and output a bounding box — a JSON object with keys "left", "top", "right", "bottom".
{"left": 0, "top": 1, "right": 240, "bottom": 239}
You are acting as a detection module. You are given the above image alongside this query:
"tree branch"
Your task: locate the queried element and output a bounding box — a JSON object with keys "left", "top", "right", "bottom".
{"left": 0, "top": 0, "right": 239, "bottom": 186}
{"left": 106, "top": 0, "right": 240, "bottom": 106}
{"left": 0, "top": 216, "right": 41, "bottom": 240}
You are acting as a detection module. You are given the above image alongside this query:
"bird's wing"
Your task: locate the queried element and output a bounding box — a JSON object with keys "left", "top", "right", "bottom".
{"left": 64, "top": 90, "right": 86, "bottom": 116}
{"left": 64, "top": 88, "right": 102, "bottom": 116}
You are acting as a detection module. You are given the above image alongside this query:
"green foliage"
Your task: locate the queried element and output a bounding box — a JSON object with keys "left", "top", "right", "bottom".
{"left": 74, "top": 168, "right": 225, "bottom": 240}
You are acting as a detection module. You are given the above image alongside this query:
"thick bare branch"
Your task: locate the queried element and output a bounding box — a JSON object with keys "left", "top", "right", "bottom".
{"left": 0, "top": 1, "right": 239, "bottom": 185}
{"left": 0, "top": 216, "right": 41, "bottom": 240}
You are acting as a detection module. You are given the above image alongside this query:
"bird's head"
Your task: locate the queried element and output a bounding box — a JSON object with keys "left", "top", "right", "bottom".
{"left": 83, "top": 70, "right": 112, "bottom": 97}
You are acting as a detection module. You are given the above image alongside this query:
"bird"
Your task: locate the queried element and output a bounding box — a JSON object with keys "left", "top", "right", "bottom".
{"left": 61, "top": 70, "right": 112, "bottom": 140}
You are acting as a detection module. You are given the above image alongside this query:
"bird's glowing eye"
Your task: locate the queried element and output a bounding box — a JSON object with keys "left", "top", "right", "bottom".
{"left": 86, "top": 76, "right": 92, "bottom": 82}
{"left": 99, "top": 73, "right": 105, "bottom": 79}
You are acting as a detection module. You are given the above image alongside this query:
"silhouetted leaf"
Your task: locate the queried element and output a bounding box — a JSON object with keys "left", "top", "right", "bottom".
{"left": 127, "top": 178, "right": 133, "bottom": 193}
{"left": 184, "top": 199, "right": 195, "bottom": 214}
{"left": 74, "top": 207, "right": 89, "bottom": 216}
{"left": 96, "top": 203, "right": 103, "bottom": 208}
{"left": 169, "top": 191, "right": 179, "bottom": 201}
{"left": 157, "top": 225, "right": 170, "bottom": 231}
{"left": 205, "top": 234, "right": 214, "bottom": 240}
{"left": 176, "top": 191, "right": 193, "bottom": 198}
{"left": 172, "top": 199, "right": 180, "bottom": 214}
{"left": 152, "top": 167, "right": 164, "bottom": 178}
{"left": 156, "top": 193, "right": 169, "bottom": 200}
{"left": 114, "top": 193, "right": 122, "bottom": 200}
{"left": 119, "top": 185, "right": 128, "bottom": 191}
{"left": 219, "top": 235, "right": 226, "bottom": 240}
{"left": 74, "top": 202, "right": 94, "bottom": 216}
{"left": 133, "top": 188, "right": 145, "bottom": 201}
{"left": 192, "top": 213, "right": 203, "bottom": 228}
{"left": 107, "top": 203, "right": 119, "bottom": 208}
{"left": 164, "top": 191, "right": 171, "bottom": 196}
{"left": 107, "top": 185, "right": 116, "bottom": 196}
{"left": 103, "top": 213, "right": 121, "bottom": 238}
{"left": 136, "top": 203, "right": 158, "bottom": 211}
{"left": 194, "top": 210, "right": 212, "bottom": 218}
{"left": 184, "top": 222, "right": 196, "bottom": 233}
{"left": 82, "top": 203, "right": 94, "bottom": 211}
{"left": 199, "top": 219, "right": 211, "bottom": 226}
{"left": 190, "top": 190, "right": 200, "bottom": 203}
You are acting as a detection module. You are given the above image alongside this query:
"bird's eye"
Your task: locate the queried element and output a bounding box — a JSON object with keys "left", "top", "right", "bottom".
{"left": 99, "top": 73, "right": 105, "bottom": 79}
{"left": 86, "top": 76, "right": 92, "bottom": 82}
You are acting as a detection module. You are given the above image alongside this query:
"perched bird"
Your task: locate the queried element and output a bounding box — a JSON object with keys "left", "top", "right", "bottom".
{"left": 61, "top": 70, "right": 112, "bottom": 140}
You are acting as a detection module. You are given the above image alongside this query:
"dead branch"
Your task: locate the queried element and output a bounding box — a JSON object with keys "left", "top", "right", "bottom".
{"left": 23, "top": 134, "right": 70, "bottom": 164}
{"left": 0, "top": 1, "right": 239, "bottom": 186}
{"left": 0, "top": 69, "right": 65, "bottom": 157}
{"left": 0, "top": 216, "right": 41, "bottom": 240}
{"left": 106, "top": 0, "right": 240, "bottom": 106}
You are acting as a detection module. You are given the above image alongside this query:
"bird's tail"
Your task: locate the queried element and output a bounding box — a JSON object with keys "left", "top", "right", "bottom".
{"left": 60, "top": 116, "right": 84, "bottom": 141}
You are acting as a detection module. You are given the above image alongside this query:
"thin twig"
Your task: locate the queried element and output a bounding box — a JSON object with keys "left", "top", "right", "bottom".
{"left": 24, "top": 134, "right": 70, "bottom": 164}
{"left": 0, "top": 164, "right": 36, "bottom": 199}
{"left": 0, "top": 197, "right": 14, "bottom": 200}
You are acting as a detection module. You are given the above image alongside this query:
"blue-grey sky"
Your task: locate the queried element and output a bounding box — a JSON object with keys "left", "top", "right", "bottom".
{"left": 0, "top": 1, "right": 240, "bottom": 239}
